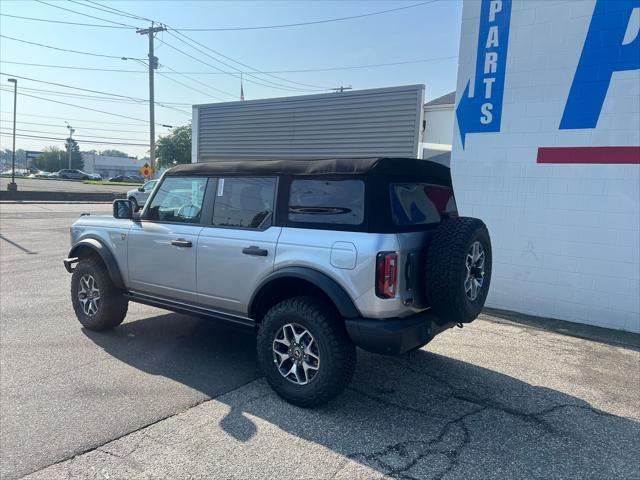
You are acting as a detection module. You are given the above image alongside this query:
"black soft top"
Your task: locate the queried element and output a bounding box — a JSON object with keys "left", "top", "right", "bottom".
{"left": 166, "top": 157, "right": 451, "bottom": 183}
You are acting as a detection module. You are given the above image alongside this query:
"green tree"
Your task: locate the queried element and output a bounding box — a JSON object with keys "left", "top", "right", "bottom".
{"left": 65, "top": 137, "right": 84, "bottom": 170}
{"left": 34, "top": 147, "right": 65, "bottom": 172}
{"left": 156, "top": 124, "right": 191, "bottom": 168}
{"left": 34, "top": 141, "right": 83, "bottom": 172}
{"left": 100, "top": 149, "right": 129, "bottom": 158}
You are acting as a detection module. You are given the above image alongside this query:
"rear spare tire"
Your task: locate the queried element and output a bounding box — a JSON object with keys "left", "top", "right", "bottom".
{"left": 425, "top": 217, "right": 491, "bottom": 324}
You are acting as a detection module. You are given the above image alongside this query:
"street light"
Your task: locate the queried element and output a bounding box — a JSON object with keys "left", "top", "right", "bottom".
{"left": 7, "top": 78, "right": 17, "bottom": 191}
{"left": 65, "top": 122, "right": 75, "bottom": 169}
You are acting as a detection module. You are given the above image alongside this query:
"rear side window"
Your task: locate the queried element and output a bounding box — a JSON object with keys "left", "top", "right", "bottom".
{"left": 289, "top": 179, "right": 364, "bottom": 225}
{"left": 390, "top": 183, "right": 457, "bottom": 226}
{"left": 212, "top": 177, "right": 276, "bottom": 229}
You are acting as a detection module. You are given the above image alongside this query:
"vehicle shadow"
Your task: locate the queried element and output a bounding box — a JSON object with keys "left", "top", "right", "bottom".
{"left": 84, "top": 313, "right": 640, "bottom": 479}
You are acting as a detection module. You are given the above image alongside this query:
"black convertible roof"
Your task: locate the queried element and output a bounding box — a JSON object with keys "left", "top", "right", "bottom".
{"left": 166, "top": 157, "right": 451, "bottom": 180}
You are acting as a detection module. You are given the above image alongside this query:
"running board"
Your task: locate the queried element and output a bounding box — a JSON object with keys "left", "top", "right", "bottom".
{"left": 125, "top": 292, "right": 255, "bottom": 329}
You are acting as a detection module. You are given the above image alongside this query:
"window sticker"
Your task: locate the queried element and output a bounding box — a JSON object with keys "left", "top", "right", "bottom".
{"left": 217, "top": 178, "right": 225, "bottom": 196}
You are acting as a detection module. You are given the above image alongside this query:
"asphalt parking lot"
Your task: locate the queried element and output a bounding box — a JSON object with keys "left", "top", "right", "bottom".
{"left": 1, "top": 203, "right": 639, "bottom": 480}
{"left": 0, "top": 177, "right": 133, "bottom": 193}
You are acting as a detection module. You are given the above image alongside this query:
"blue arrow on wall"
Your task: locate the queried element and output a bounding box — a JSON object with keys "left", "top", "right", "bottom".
{"left": 456, "top": 0, "right": 512, "bottom": 148}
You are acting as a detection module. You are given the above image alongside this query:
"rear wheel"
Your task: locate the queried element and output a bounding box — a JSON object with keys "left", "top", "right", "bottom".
{"left": 425, "top": 217, "right": 492, "bottom": 324}
{"left": 71, "top": 257, "right": 128, "bottom": 331}
{"left": 257, "top": 296, "right": 356, "bottom": 407}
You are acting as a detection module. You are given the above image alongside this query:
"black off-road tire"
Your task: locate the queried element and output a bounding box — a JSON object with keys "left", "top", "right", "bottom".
{"left": 425, "top": 217, "right": 492, "bottom": 324}
{"left": 257, "top": 296, "right": 356, "bottom": 408}
{"left": 71, "top": 257, "right": 128, "bottom": 331}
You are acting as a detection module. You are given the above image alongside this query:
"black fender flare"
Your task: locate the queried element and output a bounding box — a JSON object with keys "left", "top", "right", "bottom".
{"left": 249, "top": 267, "right": 360, "bottom": 319}
{"left": 68, "top": 238, "right": 125, "bottom": 290}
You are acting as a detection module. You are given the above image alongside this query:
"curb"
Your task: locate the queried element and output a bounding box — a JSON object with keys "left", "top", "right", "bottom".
{"left": 0, "top": 191, "right": 125, "bottom": 202}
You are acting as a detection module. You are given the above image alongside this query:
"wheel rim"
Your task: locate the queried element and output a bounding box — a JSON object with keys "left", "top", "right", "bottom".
{"left": 465, "top": 241, "right": 485, "bottom": 301}
{"left": 78, "top": 274, "right": 101, "bottom": 316}
{"left": 272, "top": 323, "right": 320, "bottom": 385}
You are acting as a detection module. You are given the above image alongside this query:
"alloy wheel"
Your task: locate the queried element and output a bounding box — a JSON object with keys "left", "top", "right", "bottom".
{"left": 272, "top": 323, "right": 320, "bottom": 385}
{"left": 78, "top": 274, "right": 101, "bottom": 316}
{"left": 465, "top": 241, "right": 485, "bottom": 301}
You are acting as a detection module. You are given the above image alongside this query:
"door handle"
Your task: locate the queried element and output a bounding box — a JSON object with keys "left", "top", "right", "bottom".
{"left": 171, "top": 239, "right": 192, "bottom": 248}
{"left": 242, "top": 246, "right": 268, "bottom": 256}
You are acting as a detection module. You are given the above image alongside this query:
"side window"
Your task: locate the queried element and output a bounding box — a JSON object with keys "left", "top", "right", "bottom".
{"left": 289, "top": 179, "right": 365, "bottom": 225}
{"left": 212, "top": 177, "right": 276, "bottom": 229}
{"left": 145, "top": 176, "right": 207, "bottom": 223}
{"left": 389, "top": 183, "right": 457, "bottom": 226}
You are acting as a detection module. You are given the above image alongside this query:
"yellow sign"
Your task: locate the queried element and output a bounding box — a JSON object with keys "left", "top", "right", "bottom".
{"left": 139, "top": 163, "right": 154, "bottom": 178}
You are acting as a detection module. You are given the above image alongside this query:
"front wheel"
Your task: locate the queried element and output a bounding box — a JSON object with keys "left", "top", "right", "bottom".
{"left": 71, "top": 258, "right": 128, "bottom": 331}
{"left": 257, "top": 297, "right": 356, "bottom": 407}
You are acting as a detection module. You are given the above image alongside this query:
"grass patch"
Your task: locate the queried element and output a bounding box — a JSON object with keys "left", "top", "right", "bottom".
{"left": 84, "top": 180, "right": 142, "bottom": 186}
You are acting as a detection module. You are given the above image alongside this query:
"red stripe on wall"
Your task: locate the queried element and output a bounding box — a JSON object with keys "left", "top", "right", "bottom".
{"left": 536, "top": 146, "right": 640, "bottom": 164}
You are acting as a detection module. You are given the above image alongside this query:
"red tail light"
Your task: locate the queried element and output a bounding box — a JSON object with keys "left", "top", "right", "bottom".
{"left": 376, "top": 252, "right": 398, "bottom": 299}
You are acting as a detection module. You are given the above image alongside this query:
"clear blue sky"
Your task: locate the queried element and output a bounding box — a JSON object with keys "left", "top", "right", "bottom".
{"left": 0, "top": 0, "right": 462, "bottom": 157}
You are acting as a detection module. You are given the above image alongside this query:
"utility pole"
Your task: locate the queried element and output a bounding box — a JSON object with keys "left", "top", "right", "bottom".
{"left": 331, "top": 85, "right": 353, "bottom": 93}
{"left": 137, "top": 22, "right": 166, "bottom": 173}
{"left": 66, "top": 123, "right": 75, "bottom": 169}
{"left": 7, "top": 78, "right": 17, "bottom": 191}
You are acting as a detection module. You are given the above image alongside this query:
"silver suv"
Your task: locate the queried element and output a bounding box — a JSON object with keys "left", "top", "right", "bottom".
{"left": 64, "top": 158, "right": 491, "bottom": 406}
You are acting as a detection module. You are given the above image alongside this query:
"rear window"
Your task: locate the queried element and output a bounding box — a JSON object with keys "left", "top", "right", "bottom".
{"left": 289, "top": 179, "right": 364, "bottom": 225}
{"left": 390, "top": 183, "right": 457, "bottom": 226}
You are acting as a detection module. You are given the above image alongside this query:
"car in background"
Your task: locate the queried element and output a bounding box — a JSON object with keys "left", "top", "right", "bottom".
{"left": 108, "top": 175, "right": 133, "bottom": 183}
{"left": 126, "top": 179, "right": 158, "bottom": 210}
{"left": 47, "top": 171, "right": 60, "bottom": 178}
{"left": 128, "top": 174, "right": 144, "bottom": 183}
{"left": 56, "top": 169, "right": 92, "bottom": 180}
{"left": 85, "top": 173, "right": 102, "bottom": 181}
{"left": 27, "top": 170, "right": 51, "bottom": 178}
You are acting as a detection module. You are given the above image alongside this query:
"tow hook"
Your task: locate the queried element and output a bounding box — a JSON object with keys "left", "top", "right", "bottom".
{"left": 457, "top": 322, "right": 464, "bottom": 328}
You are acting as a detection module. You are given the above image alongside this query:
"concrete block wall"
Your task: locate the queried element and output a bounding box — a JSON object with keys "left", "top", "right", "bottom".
{"left": 452, "top": 0, "right": 640, "bottom": 332}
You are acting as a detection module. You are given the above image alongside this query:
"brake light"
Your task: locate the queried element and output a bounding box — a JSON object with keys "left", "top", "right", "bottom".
{"left": 376, "top": 252, "right": 398, "bottom": 299}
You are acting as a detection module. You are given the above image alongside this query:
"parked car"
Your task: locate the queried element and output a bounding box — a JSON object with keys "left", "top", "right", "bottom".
{"left": 47, "top": 171, "right": 60, "bottom": 178}
{"left": 126, "top": 179, "right": 158, "bottom": 210}
{"left": 64, "top": 158, "right": 492, "bottom": 407}
{"left": 108, "top": 175, "right": 132, "bottom": 183}
{"left": 86, "top": 173, "right": 102, "bottom": 181}
{"left": 56, "top": 169, "right": 91, "bottom": 180}
{"left": 128, "top": 174, "right": 144, "bottom": 183}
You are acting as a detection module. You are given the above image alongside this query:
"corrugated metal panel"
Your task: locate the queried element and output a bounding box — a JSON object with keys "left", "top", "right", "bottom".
{"left": 194, "top": 85, "right": 425, "bottom": 161}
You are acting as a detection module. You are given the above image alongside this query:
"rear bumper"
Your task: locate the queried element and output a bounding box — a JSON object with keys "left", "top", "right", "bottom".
{"left": 345, "top": 309, "right": 457, "bottom": 355}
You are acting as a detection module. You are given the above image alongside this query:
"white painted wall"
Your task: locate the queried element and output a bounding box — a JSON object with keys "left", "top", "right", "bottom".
{"left": 424, "top": 106, "right": 455, "bottom": 145}
{"left": 452, "top": 0, "right": 640, "bottom": 332}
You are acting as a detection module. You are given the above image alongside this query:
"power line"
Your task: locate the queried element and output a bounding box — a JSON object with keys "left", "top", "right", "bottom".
{"left": 169, "top": 1, "right": 437, "bottom": 31}
{"left": 0, "top": 132, "right": 148, "bottom": 147}
{"left": 3, "top": 90, "right": 163, "bottom": 125}
{"left": 160, "top": 64, "right": 231, "bottom": 101}
{"left": 0, "top": 127, "right": 148, "bottom": 143}
{"left": 34, "top": 0, "right": 138, "bottom": 28}
{"left": 0, "top": 13, "right": 132, "bottom": 28}
{"left": 60, "top": 0, "right": 331, "bottom": 92}
{"left": 0, "top": 34, "right": 142, "bottom": 60}
{"left": 0, "top": 56, "right": 458, "bottom": 74}
{"left": 168, "top": 30, "right": 330, "bottom": 90}
{"left": 0, "top": 85, "right": 191, "bottom": 114}
{"left": 85, "top": 0, "right": 152, "bottom": 22}
{"left": 0, "top": 118, "right": 150, "bottom": 134}
{"left": 0, "top": 73, "right": 191, "bottom": 107}
{"left": 158, "top": 37, "right": 320, "bottom": 93}
{"left": 0, "top": 110, "right": 158, "bottom": 126}
{"left": 156, "top": 72, "right": 222, "bottom": 101}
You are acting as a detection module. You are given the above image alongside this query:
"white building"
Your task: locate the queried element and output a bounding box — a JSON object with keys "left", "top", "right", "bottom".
{"left": 81, "top": 153, "right": 147, "bottom": 178}
{"left": 422, "top": 92, "right": 455, "bottom": 161}
{"left": 451, "top": 0, "right": 639, "bottom": 332}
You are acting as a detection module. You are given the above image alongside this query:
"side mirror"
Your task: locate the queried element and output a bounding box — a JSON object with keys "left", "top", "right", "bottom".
{"left": 138, "top": 187, "right": 144, "bottom": 192}
{"left": 113, "top": 199, "right": 133, "bottom": 219}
